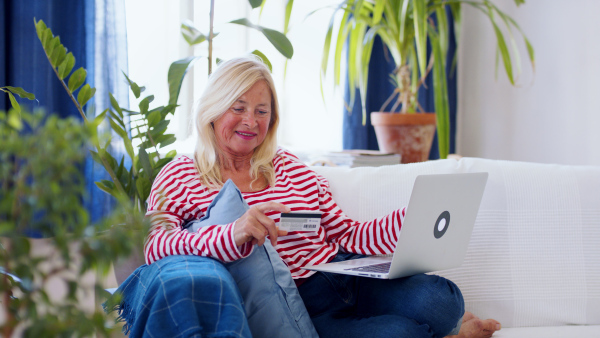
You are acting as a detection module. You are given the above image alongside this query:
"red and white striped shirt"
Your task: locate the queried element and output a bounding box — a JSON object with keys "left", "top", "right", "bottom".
{"left": 145, "top": 149, "right": 405, "bottom": 279}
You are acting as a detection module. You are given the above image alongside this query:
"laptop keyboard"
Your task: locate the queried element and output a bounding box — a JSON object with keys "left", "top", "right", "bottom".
{"left": 345, "top": 262, "right": 391, "bottom": 273}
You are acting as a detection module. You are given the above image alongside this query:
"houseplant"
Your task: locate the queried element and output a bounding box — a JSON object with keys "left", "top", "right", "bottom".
{"left": 179, "top": 0, "right": 294, "bottom": 74}
{"left": 0, "top": 14, "right": 187, "bottom": 332}
{"left": 321, "top": 0, "right": 534, "bottom": 161}
{"left": 0, "top": 108, "right": 148, "bottom": 337}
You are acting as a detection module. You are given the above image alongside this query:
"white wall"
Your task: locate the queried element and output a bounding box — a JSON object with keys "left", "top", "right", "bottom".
{"left": 458, "top": 0, "right": 600, "bottom": 166}
{"left": 125, "top": 0, "right": 344, "bottom": 158}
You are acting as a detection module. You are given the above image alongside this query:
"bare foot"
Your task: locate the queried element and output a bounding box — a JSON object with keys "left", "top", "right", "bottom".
{"left": 445, "top": 312, "right": 501, "bottom": 338}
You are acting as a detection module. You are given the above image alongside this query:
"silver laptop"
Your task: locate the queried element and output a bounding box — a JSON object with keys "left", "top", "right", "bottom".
{"left": 302, "top": 172, "right": 488, "bottom": 279}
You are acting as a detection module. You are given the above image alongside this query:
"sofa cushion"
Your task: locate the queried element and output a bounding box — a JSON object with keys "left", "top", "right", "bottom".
{"left": 312, "top": 158, "right": 600, "bottom": 328}
{"left": 186, "top": 179, "right": 318, "bottom": 338}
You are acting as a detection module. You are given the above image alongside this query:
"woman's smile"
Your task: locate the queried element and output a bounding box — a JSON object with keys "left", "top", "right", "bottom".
{"left": 236, "top": 130, "right": 257, "bottom": 139}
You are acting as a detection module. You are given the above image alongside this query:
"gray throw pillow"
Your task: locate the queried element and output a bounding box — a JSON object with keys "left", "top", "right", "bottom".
{"left": 185, "top": 179, "right": 318, "bottom": 338}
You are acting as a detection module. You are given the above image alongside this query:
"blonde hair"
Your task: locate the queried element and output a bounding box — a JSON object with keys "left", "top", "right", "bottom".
{"left": 193, "top": 55, "right": 280, "bottom": 190}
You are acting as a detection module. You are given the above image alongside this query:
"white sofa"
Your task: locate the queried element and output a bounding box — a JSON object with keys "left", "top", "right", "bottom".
{"left": 312, "top": 157, "right": 600, "bottom": 337}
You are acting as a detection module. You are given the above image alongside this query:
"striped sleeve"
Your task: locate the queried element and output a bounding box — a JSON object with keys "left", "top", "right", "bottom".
{"left": 316, "top": 174, "right": 406, "bottom": 255}
{"left": 144, "top": 157, "right": 253, "bottom": 265}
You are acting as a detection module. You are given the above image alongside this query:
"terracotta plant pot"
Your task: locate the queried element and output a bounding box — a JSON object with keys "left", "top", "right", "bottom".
{"left": 370, "top": 112, "right": 436, "bottom": 164}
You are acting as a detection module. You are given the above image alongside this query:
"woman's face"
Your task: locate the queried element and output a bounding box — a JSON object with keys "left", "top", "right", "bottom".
{"left": 213, "top": 80, "right": 273, "bottom": 159}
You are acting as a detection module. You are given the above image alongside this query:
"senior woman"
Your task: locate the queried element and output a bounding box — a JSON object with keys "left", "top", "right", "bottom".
{"left": 141, "top": 56, "right": 499, "bottom": 338}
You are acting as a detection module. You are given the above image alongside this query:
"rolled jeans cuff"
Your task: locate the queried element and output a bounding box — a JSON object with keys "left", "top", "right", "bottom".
{"left": 448, "top": 315, "right": 462, "bottom": 336}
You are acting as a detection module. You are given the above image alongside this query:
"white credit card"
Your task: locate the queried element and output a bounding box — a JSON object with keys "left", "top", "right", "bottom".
{"left": 279, "top": 212, "right": 321, "bottom": 232}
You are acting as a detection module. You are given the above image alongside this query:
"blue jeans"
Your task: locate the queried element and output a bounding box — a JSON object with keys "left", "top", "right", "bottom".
{"left": 297, "top": 254, "right": 464, "bottom": 338}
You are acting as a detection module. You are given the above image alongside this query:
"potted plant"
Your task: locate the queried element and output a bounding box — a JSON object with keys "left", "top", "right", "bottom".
{"left": 321, "top": 0, "right": 534, "bottom": 162}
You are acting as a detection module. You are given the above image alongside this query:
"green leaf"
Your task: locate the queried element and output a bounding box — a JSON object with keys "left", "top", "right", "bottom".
{"left": 149, "top": 124, "right": 169, "bottom": 140}
{"left": 34, "top": 18, "right": 47, "bottom": 41}
{"left": 251, "top": 50, "right": 272, "bottom": 71}
{"left": 502, "top": 11, "right": 536, "bottom": 71}
{"left": 248, "top": 0, "right": 263, "bottom": 9}
{"left": 333, "top": 12, "right": 351, "bottom": 87}
{"left": 139, "top": 95, "right": 154, "bottom": 115}
{"left": 123, "top": 72, "right": 141, "bottom": 98}
{"left": 524, "top": 37, "right": 535, "bottom": 71}
{"left": 58, "top": 52, "right": 76, "bottom": 80}
{"left": 68, "top": 67, "right": 87, "bottom": 93}
{"left": 7, "top": 108, "right": 23, "bottom": 129}
{"left": 229, "top": 18, "right": 294, "bottom": 59}
{"left": 136, "top": 176, "right": 152, "bottom": 203}
{"left": 181, "top": 20, "right": 206, "bottom": 46}
{"left": 399, "top": 0, "right": 411, "bottom": 46}
{"left": 161, "top": 104, "right": 178, "bottom": 117}
{"left": 413, "top": 0, "right": 428, "bottom": 78}
{"left": 89, "top": 150, "right": 103, "bottom": 166}
{"left": 372, "top": 0, "right": 385, "bottom": 25}
{"left": 109, "top": 92, "right": 123, "bottom": 118}
{"left": 95, "top": 180, "right": 117, "bottom": 197}
{"left": 165, "top": 150, "right": 177, "bottom": 158}
{"left": 491, "top": 5, "right": 522, "bottom": 79}
{"left": 93, "top": 109, "right": 108, "bottom": 129}
{"left": 155, "top": 157, "right": 174, "bottom": 171}
{"left": 489, "top": 12, "right": 514, "bottom": 84}
{"left": 3, "top": 86, "right": 35, "bottom": 100}
{"left": 46, "top": 35, "right": 61, "bottom": 60}
{"left": 41, "top": 28, "right": 53, "bottom": 51}
{"left": 319, "top": 3, "right": 341, "bottom": 102}
{"left": 109, "top": 110, "right": 126, "bottom": 130}
{"left": 436, "top": 7, "right": 449, "bottom": 59}
{"left": 138, "top": 148, "right": 153, "bottom": 183}
{"left": 50, "top": 44, "right": 67, "bottom": 68}
{"left": 146, "top": 110, "right": 161, "bottom": 128}
{"left": 152, "top": 120, "right": 170, "bottom": 134}
{"left": 258, "top": 0, "right": 267, "bottom": 19}
{"left": 109, "top": 116, "right": 127, "bottom": 140}
{"left": 168, "top": 57, "right": 199, "bottom": 105}
{"left": 7, "top": 92, "right": 21, "bottom": 114}
{"left": 430, "top": 30, "right": 450, "bottom": 159}
{"left": 77, "top": 84, "right": 96, "bottom": 107}
{"left": 116, "top": 155, "right": 125, "bottom": 179}
{"left": 159, "top": 134, "right": 176, "bottom": 148}
{"left": 109, "top": 117, "right": 135, "bottom": 162}
{"left": 284, "top": 0, "right": 294, "bottom": 35}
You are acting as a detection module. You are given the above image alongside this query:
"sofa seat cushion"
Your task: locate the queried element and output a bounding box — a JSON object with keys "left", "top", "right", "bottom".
{"left": 495, "top": 325, "right": 600, "bottom": 337}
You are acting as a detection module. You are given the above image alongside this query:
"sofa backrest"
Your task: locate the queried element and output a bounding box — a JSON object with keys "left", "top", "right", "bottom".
{"left": 312, "top": 158, "right": 600, "bottom": 328}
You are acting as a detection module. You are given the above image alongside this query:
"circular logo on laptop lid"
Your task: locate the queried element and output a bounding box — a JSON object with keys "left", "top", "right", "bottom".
{"left": 434, "top": 211, "right": 451, "bottom": 239}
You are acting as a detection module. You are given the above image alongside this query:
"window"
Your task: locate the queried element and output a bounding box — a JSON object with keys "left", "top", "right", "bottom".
{"left": 125, "top": 0, "right": 344, "bottom": 159}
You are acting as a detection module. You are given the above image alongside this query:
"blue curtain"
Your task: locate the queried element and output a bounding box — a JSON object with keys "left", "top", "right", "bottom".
{"left": 0, "top": 0, "right": 129, "bottom": 224}
{"left": 343, "top": 8, "right": 457, "bottom": 159}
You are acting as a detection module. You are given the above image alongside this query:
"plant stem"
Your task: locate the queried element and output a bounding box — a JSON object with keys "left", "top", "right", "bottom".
{"left": 380, "top": 89, "right": 399, "bottom": 112}
{"left": 44, "top": 53, "right": 87, "bottom": 121}
{"left": 208, "top": 0, "right": 215, "bottom": 75}
{"left": 145, "top": 130, "right": 161, "bottom": 161}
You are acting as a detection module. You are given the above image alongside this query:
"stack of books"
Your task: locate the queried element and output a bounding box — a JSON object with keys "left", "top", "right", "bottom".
{"left": 311, "top": 149, "right": 402, "bottom": 168}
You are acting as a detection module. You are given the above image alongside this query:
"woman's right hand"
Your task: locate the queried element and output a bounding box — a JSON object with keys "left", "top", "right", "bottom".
{"left": 233, "top": 202, "right": 290, "bottom": 247}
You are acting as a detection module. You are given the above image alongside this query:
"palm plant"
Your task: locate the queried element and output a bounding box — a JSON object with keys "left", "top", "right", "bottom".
{"left": 321, "top": 0, "right": 534, "bottom": 159}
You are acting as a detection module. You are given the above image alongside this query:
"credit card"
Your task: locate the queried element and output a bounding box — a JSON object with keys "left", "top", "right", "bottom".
{"left": 279, "top": 212, "right": 321, "bottom": 232}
